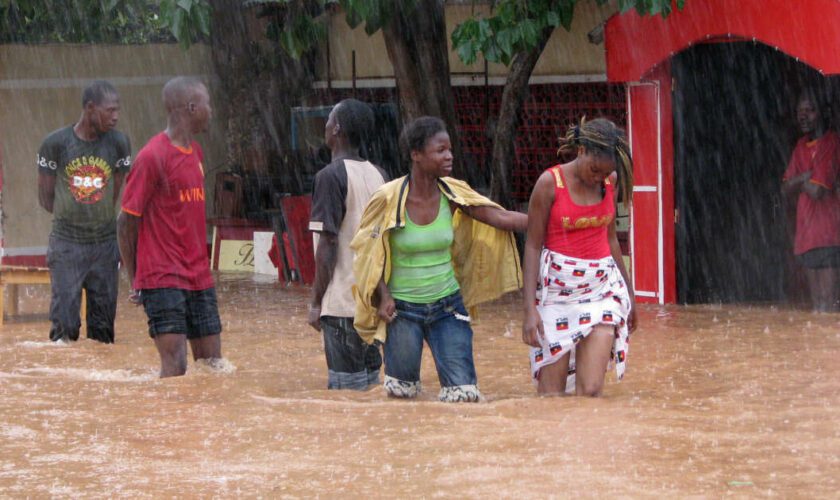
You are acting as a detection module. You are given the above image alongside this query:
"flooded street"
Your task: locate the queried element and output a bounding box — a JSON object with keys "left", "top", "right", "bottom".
{"left": 1, "top": 273, "right": 839, "bottom": 498}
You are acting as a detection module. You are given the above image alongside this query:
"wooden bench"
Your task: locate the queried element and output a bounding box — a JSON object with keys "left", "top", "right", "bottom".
{"left": 0, "top": 266, "right": 85, "bottom": 325}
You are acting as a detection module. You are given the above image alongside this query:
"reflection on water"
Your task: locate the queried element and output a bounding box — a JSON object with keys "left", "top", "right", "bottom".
{"left": 1, "top": 272, "right": 838, "bottom": 497}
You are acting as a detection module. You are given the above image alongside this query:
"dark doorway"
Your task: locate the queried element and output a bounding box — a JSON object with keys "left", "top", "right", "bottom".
{"left": 672, "top": 42, "right": 822, "bottom": 304}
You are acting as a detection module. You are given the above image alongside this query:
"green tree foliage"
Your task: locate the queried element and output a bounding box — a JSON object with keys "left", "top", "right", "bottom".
{"left": 158, "top": 0, "right": 212, "bottom": 48}
{"left": 218, "top": 0, "right": 683, "bottom": 63}
{"left": 231, "top": 0, "right": 416, "bottom": 58}
{"left": 0, "top": 0, "right": 212, "bottom": 45}
{"left": 451, "top": 0, "right": 686, "bottom": 66}
{"left": 243, "top": 0, "right": 330, "bottom": 58}
{"left": 339, "top": 0, "right": 414, "bottom": 34}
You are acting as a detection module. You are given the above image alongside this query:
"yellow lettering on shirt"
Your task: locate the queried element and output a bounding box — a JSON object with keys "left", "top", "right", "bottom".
{"left": 562, "top": 214, "right": 614, "bottom": 230}
{"left": 179, "top": 187, "right": 205, "bottom": 203}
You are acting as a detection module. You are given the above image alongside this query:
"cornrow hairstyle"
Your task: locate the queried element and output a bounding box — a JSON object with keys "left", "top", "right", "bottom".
{"left": 81, "top": 80, "right": 118, "bottom": 108}
{"left": 334, "top": 98, "right": 375, "bottom": 149}
{"left": 400, "top": 116, "right": 447, "bottom": 163}
{"left": 558, "top": 117, "right": 634, "bottom": 204}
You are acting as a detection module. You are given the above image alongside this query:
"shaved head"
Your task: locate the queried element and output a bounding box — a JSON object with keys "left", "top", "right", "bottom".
{"left": 163, "top": 77, "right": 205, "bottom": 113}
{"left": 162, "top": 76, "right": 212, "bottom": 135}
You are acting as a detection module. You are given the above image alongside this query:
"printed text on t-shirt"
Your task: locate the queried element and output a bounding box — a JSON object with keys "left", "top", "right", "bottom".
{"left": 179, "top": 187, "right": 205, "bottom": 203}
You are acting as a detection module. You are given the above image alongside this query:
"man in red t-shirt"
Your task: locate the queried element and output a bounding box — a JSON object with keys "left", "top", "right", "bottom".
{"left": 782, "top": 90, "right": 840, "bottom": 312}
{"left": 117, "top": 77, "right": 224, "bottom": 377}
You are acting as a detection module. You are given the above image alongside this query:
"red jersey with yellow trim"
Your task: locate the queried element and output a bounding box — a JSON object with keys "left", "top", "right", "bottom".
{"left": 544, "top": 165, "right": 615, "bottom": 259}
{"left": 121, "top": 132, "right": 214, "bottom": 290}
{"left": 782, "top": 131, "right": 840, "bottom": 255}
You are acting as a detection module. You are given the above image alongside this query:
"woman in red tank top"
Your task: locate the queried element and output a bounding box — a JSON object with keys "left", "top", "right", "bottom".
{"left": 522, "top": 118, "right": 637, "bottom": 397}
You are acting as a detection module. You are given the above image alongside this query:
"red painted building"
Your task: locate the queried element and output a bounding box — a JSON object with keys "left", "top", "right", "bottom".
{"left": 605, "top": 0, "right": 840, "bottom": 304}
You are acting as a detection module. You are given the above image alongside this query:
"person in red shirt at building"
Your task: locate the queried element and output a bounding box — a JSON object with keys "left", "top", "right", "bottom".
{"left": 522, "top": 118, "right": 636, "bottom": 397}
{"left": 782, "top": 90, "right": 840, "bottom": 312}
{"left": 117, "top": 77, "right": 224, "bottom": 377}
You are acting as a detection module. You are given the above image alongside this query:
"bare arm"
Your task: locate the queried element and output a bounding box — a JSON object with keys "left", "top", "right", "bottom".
{"left": 781, "top": 171, "right": 811, "bottom": 199}
{"left": 802, "top": 178, "right": 831, "bottom": 200}
{"left": 112, "top": 171, "right": 126, "bottom": 206}
{"left": 38, "top": 172, "right": 56, "bottom": 213}
{"left": 521, "top": 171, "right": 554, "bottom": 348}
{"left": 117, "top": 211, "right": 140, "bottom": 290}
{"left": 783, "top": 171, "right": 830, "bottom": 200}
{"left": 307, "top": 232, "right": 339, "bottom": 331}
{"left": 311, "top": 233, "right": 338, "bottom": 307}
{"left": 458, "top": 204, "right": 528, "bottom": 232}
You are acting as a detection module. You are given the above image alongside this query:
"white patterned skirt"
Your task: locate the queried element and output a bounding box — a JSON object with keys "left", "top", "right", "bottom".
{"left": 529, "top": 248, "right": 631, "bottom": 390}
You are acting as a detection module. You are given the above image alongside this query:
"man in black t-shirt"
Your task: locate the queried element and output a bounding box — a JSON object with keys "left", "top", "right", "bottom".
{"left": 37, "top": 80, "right": 131, "bottom": 343}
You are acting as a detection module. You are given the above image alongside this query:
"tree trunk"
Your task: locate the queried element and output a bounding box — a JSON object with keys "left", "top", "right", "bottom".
{"left": 207, "top": 1, "right": 313, "bottom": 192}
{"left": 381, "top": 0, "right": 466, "bottom": 181}
{"left": 207, "top": 0, "right": 262, "bottom": 169}
{"left": 490, "top": 26, "right": 555, "bottom": 208}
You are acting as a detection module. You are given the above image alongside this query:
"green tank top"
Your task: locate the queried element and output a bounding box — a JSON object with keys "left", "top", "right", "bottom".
{"left": 389, "top": 195, "right": 460, "bottom": 303}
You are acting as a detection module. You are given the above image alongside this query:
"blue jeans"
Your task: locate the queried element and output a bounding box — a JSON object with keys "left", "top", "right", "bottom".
{"left": 321, "top": 316, "right": 382, "bottom": 390}
{"left": 384, "top": 292, "right": 476, "bottom": 388}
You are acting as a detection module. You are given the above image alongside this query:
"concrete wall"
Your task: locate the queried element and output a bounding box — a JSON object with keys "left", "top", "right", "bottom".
{"left": 0, "top": 43, "right": 226, "bottom": 256}
{"left": 321, "top": 2, "right": 615, "bottom": 85}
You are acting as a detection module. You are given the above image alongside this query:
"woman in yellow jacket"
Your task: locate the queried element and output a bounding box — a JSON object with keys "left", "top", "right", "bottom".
{"left": 351, "top": 116, "right": 527, "bottom": 402}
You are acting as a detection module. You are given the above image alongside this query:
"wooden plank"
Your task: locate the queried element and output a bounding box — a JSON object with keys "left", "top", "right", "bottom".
{"left": 0, "top": 266, "right": 85, "bottom": 325}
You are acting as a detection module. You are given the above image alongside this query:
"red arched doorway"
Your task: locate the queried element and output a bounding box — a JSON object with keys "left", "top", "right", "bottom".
{"left": 605, "top": 0, "right": 840, "bottom": 304}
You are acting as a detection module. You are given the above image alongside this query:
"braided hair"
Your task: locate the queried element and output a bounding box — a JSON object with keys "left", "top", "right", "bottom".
{"left": 558, "top": 117, "right": 634, "bottom": 204}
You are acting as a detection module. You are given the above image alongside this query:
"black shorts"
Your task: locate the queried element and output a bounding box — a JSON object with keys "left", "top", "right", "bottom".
{"left": 797, "top": 246, "right": 840, "bottom": 269}
{"left": 140, "top": 288, "right": 222, "bottom": 339}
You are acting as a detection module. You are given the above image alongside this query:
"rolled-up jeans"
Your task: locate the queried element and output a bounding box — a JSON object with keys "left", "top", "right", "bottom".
{"left": 384, "top": 291, "right": 477, "bottom": 389}
{"left": 321, "top": 316, "right": 381, "bottom": 390}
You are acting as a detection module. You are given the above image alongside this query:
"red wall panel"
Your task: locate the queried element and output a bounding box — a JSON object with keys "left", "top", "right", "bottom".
{"left": 606, "top": 0, "right": 840, "bottom": 81}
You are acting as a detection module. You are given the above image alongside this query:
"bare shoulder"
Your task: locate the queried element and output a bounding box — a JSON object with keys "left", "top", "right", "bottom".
{"left": 532, "top": 169, "right": 557, "bottom": 198}
{"left": 536, "top": 168, "right": 557, "bottom": 185}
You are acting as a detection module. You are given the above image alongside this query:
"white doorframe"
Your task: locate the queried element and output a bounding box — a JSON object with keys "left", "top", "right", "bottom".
{"left": 627, "top": 81, "right": 665, "bottom": 304}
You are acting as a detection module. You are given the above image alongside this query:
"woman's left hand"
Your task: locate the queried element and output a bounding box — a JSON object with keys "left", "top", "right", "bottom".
{"left": 522, "top": 307, "right": 545, "bottom": 348}
{"left": 627, "top": 298, "right": 638, "bottom": 334}
{"left": 377, "top": 294, "right": 397, "bottom": 324}
{"left": 374, "top": 279, "right": 397, "bottom": 323}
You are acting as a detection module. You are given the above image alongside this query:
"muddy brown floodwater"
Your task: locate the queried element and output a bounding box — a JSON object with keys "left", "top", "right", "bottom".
{"left": 1, "top": 272, "right": 839, "bottom": 498}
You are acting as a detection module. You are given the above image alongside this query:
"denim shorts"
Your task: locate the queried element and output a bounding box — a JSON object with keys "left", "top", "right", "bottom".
{"left": 384, "top": 291, "right": 476, "bottom": 388}
{"left": 140, "top": 287, "right": 222, "bottom": 339}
